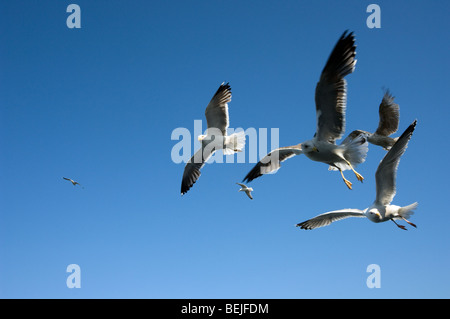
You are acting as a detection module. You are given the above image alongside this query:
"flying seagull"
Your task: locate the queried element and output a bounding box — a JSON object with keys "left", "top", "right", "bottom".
{"left": 236, "top": 183, "right": 254, "bottom": 200}
{"left": 343, "top": 90, "right": 400, "bottom": 151}
{"left": 243, "top": 31, "right": 367, "bottom": 190}
{"left": 63, "top": 177, "right": 83, "bottom": 188}
{"left": 296, "top": 120, "right": 418, "bottom": 231}
{"left": 181, "top": 82, "right": 246, "bottom": 195}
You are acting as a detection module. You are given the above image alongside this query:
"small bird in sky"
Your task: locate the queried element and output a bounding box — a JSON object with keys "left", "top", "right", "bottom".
{"left": 63, "top": 177, "right": 83, "bottom": 188}
{"left": 236, "top": 183, "right": 254, "bottom": 200}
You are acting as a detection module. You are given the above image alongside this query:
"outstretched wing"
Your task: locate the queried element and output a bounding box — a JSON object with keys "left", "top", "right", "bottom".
{"left": 245, "top": 190, "right": 253, "bottom": 200}
{"left": 296, "top": 208, "right": 365, "bottom": 230}
{"left": 204, "top": 82, "right": 231, "bottom": 136}
{"left": 374, "top": 90, "right": 400, "bottom": 137}
{"left": 242, "top": 144, "right": 302, "bottom": 183}
{"left": 181, "top": 144, "right": 214, "bottom": 195}
{"left": 375, "top": 120, "right": 417, "bottom": 206}
{"left": 315, "top": 31, "right": 357, "bottom": 143}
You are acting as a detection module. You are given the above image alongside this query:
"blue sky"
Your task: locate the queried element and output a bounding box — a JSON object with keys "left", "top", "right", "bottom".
{"left": 1, "top": 0, "right": 449, "bottom": 298}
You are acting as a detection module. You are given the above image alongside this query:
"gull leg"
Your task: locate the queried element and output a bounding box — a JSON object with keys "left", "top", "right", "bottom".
{"left": 402, "top": 217, "right": 417, "bottom": 228}
{"left": 339, "top": 169, "right": 352, "bottom": 190}
{"left": 391, "top": 219, "right": 407, "bottom": 230}
{"left": 345, "top": 159, "right": 364, "bottom": 182}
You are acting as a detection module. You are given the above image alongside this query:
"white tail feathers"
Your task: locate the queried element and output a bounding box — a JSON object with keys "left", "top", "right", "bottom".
{"left": 329, "top": 134, "right": 369, "bottom": 171}
{"left": 398, "top": 202, "right": 418, "bottom": 219}
{"left": 224, "top": 131, "right": 246, "bottom": 155}
{"left": 344, "top": 134, "right": 369, "bottom": 167}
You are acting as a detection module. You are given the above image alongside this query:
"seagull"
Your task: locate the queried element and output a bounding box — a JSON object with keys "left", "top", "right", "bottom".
{"left": 343, "top": 90, "right": 400, "bottom": 151}
{"left": 63, "top": 177, "right": 83, "bottom": 188}
{"left": 181, "top": 82, "right": 246, "bottom": 195}
{"left": 296, "top": 120, "right": 418, "bottom": 231}
{"left": 243, "top": 31, "right": 368, "bottom": 190}
{"left": 236, "top": 183, "right": 254, "bottom": 200}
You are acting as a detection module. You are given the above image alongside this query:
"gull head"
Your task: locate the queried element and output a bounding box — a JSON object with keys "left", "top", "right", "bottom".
{"left": 302, "top": 141, "right": 319, "bottom": 153}
{"left": 365, "top": 208, "right": 383, "bottom": 223}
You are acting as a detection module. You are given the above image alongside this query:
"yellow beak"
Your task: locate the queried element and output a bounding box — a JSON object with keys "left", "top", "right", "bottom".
{"left": 312, "top": 146, "right": 319, "bottom": 152}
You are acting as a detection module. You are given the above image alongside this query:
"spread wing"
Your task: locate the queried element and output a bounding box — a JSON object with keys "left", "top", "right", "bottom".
{"left": 296, "top": 208, "right": 365, "bottom": 230}
{"left": 315, "top": 31, "right": 356, "bottom": 143}
{"left": 375, "top": 120, "right": 417, "bottom": 206}
{"left": 242, "top": 144, "right": 303, "bottom": 183}
{"left": 181, "top": 144, "right": 214, "bottom": 195}
{"left": 204, "top": 82, "right": 231, "bottom": 136}
{"left": 374, "top": 90, "right": 400, "bottom": 137}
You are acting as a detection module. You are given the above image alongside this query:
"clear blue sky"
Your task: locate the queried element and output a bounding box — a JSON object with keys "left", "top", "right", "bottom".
{"left": 1, "top": 0, "right": 449, "bottom": 298}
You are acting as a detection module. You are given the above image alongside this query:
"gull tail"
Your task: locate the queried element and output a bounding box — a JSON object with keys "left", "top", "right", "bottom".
{"left": 329, "top": 133, "right": 369, "bottom": 171}
{"left": 343, "top": 133, "right": 369, "bottom": 167}
{"left": 224, "top": 131, "right": 246, "bottom": 155}
{"left": 398, "top": 202, "right": 418, "bottom": 220}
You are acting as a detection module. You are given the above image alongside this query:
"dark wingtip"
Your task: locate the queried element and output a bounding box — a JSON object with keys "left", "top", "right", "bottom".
{"left": 390, "top": 119, "right": 417, "bottom": 150}
{"left": 295, "top": 222, "right": 311, "bottom": 230}
{"left": 321, "top": 30, "right": 357, "bottom": 79}
{"left": 242, "top": 164, "right": 262, "bottom": 184}
{"left": 403, "top": 119, "right": 417, "bottom": 137}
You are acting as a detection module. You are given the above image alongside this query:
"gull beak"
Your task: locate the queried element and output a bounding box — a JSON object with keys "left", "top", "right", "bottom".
{"left": 312, "top": 146, "right": 319, "bottom": 152}
{"left": 198, "top": 135, "right": 205, "bottom": 141}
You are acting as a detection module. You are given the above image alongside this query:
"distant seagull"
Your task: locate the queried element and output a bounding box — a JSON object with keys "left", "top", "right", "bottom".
{"left": 181, "top": 83, "right": 246, "bottom": 195}
{"left": 63, "top": 177, "right": 83, "bottom": 188}
{"left": 343, "top": 90, "right": 400, "bottom": 151}
{"left": 296, "top": 120, "right": 418, "bottom": 231}
{"left": 236, "top": 183, "right": 253, "bottom": 200}
{"left": 243, "top": 31, "right": 368, "bottom": 190}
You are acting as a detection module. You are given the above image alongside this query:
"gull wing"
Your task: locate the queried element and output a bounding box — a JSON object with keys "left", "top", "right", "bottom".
{"left": 374, "top": 90, "right": 400, "bottom": 137}
{"left": 296, "top": 208, "right": 365, "bottom": 230}
{"left": 375, "top": 120, "right": 416, "bottom": 206}
{"left": 204, "top": 82, "right": 231, "bottom": 136}
{"left": 315, "top": 31, "right": 356, "bottom": 143}
{"left": 242, "top": 144, "right": 302, "bottom": 183}
{"left": 181, "top": 142, "right": 214, "bottom": 195}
